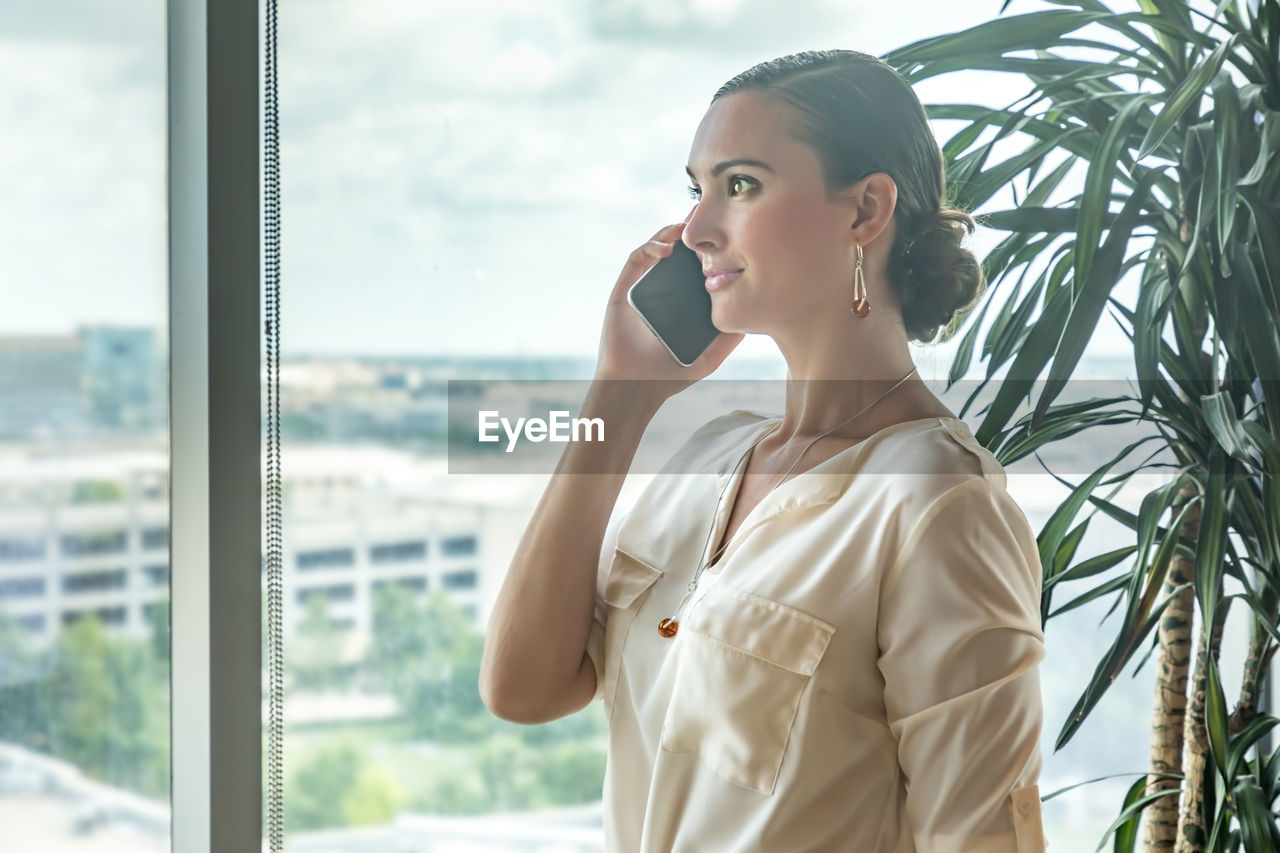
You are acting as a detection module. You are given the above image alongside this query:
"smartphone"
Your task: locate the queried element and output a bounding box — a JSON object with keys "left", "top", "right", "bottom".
{"left": 626, "top": 239, "right": 722, "bottom": 367}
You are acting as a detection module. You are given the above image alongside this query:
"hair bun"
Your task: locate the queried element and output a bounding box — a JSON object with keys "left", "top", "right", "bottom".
{"left": 893, "top": 206, "right": 986, "bottom": 344}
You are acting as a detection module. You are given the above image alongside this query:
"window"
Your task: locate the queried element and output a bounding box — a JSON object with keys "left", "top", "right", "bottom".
{"left": 15, "top": 613, "right": 46, "bottom": 632}
{"left": 0, "top": 538, "right": 45, "bottom": 562}
{"left": 439, "top": 535, "right": 476, "bottom": 557}
{"left": 11, "top": 2, "right": 1237, "bottom": 849}
{"left": 295, "top": 547, "right": 355, "bottom": 570}
{"left": 62, "top": 606, "right": 129, "bottom": 627}
{"left": 439, "top": 569, "right": 477, "bottom": 591}
{"left": 141, "top": 527, "right": 169, "bottom": 550}
{"left": 374, "top": 576, "right": 427, "bottom": 595}
{"left": 0, "top": 0, "right": 170, "bottom": 845}
{"left": 60, "top": 530, "right": 129, "bottom": 557}
{"left": 0, "top": 577, "right": 45, "bottom": 598}
{"left": 296, "top": 584, "right": 355, "bottom": 605}
{"left": 369, "top": 540, "right": 427, "bottom": 563}
{"left": 63, "top": 569, "right": 129, "bottom": 594}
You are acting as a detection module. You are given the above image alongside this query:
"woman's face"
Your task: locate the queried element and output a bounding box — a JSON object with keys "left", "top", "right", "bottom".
{"left": 682, "top": 91, "right": 860, "bottom": 335}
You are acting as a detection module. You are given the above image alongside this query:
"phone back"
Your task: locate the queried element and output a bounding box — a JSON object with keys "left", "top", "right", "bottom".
{"left": 627, "top": 241, "right": 721, "bottom": 367}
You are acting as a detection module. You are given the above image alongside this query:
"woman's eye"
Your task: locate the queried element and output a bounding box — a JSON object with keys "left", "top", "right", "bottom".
{"left": 685, "top": 175, "right": 755, "bottom": 200}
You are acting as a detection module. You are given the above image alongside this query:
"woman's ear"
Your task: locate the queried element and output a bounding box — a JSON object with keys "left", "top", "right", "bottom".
{"left": 844, "top": 172, "right": 898, "bottom": 247}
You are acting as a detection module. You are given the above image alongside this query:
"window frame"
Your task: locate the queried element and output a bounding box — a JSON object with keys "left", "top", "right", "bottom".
{"left": 168, "top": 0, "right": 262, "bottom": 850}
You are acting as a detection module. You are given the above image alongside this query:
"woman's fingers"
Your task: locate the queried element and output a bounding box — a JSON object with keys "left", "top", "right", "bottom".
{"left": 647, "top": 205, "right": 697, "bottom": 241}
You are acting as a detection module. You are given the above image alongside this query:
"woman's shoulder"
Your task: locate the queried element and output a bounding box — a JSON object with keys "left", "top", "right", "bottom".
{"left": 840, "top": 416, "right": 1017, "bottom": 530}
{"left": 872, "top": 416, "right": 1006, "bottom": 486}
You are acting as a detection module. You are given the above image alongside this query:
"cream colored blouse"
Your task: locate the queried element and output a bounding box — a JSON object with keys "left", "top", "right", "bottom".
{"left": 585, "top": 410, "right": 1048, "bottom": 852}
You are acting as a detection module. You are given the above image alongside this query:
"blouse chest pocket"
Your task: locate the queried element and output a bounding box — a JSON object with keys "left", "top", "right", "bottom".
{"left": 659, "top": 586, "right": 835, "bottom": 795}
{"left": 597, "top": 547, "right": 664, "bottom": 706}
{"left": 603, "top": 547, "right": 663, "bottom": 612}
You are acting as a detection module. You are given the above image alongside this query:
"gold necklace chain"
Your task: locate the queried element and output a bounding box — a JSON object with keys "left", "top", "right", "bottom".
{"left": 657, "top": 365, "right": 920, "bottom": 638}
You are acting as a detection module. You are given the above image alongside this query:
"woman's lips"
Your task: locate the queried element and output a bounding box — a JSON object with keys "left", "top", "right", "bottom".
{"left": 704, "top": 270, "right": 742, "bottom": 291}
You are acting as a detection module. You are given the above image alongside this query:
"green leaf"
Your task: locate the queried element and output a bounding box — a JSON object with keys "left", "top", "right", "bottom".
{"left": 1134, "top": 0, "right": 1192, "bottom": 74}
{"left": 1211, "top": 70, "right": 1241, "bottom": 272}
{"left": 1093, "top": 781, "right": 1184, "bottom": 851}
{"left": 1056, "top": 582, "right": 1193, "bottom": 750}
{"left": 1133, "top": 254, "right": 1176, "bottom": 416}
{"left": 1041, "top": 769, "right": 1184, "bottom": 803}
{"left": 1238, "top": 106, "right": 1280, "bottom": 186}
{"left": 1263, "top": 743, "right": 1280, "bottom": 802}
{"left": 884, "top": 10, "right": 1110, "bottom": 72}
{"left": 1037, "top": 166, "right": 1162, "bottom": 426}
{"left": 1239, "top": 186, "right": 1280, "bottom": 309}
{"left": 1052, "top": 517, "right": 1090, "bottom": 576}
{"left": 1205, "top": 653, "right": 1230, "bottom": 780}
{"left": 974, "top": 271, "right": 1069, "bottom": 447}
{"left": 1048, "top": 545, "right": 1139, "bottom": 589}
{"left": 1137, "top": 33, "right": 1242, "bottom": 159}
{"left": 1226, "top": 714, "right": 1280, "bottom": 782}
{"left": 1194, "top": 448, "right": 1229, "bottom": 627}
{"left": 1231, "top": 775, "right": 1280, "bottom": 852}
{"left": 1110, "top": 774, "right": 1150, "bottom": 852}
{"left": 1035, "top": 434, "right": 1147, "bottom": 578}
{"left": 1201, "top": 392, "right": 1258, "bottom": 466}
{"left": 1075, "top": 97, "right": 1155, "bottom": 304}
{"left": 1048, "top": 572, "right": 1131, "bottom": 619}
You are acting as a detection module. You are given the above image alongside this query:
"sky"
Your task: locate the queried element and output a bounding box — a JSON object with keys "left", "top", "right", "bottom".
{"left": 0, "top": 0, "right": 1177, "bottom": 379}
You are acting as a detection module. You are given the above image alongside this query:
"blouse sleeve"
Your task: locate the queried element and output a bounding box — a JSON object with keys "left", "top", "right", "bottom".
{"left": 585, "top": 505, "right": 630, "bottom": 704}
{"left": 876, "top": 478, "right": 1049, "bottom": 852}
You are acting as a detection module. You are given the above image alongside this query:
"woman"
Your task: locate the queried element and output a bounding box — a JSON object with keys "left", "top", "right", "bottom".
{"left": 480, "top": 49, "right": 1048, "bottom": 853}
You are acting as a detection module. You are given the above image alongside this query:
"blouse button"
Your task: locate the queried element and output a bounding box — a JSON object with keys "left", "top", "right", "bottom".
{"left": 1018, "top": 799, "right": 1033, "bottom": 816}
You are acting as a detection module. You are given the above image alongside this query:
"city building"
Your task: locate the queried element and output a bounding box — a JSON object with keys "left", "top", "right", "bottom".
{"left": 0, "top": 327, "right": 166, "bottom": 441}
{"left": 0, "top": 442, "right": 551, "bottom": 664}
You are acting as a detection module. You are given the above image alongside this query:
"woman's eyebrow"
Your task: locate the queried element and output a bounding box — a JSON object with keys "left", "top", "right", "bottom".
{"left": 684, "top": 159, "right": 775, "bottom": 181}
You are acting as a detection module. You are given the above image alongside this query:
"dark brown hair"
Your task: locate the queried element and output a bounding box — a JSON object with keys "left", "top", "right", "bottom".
{"left": 713, "top": 49, "right": 985, "bottom": 344}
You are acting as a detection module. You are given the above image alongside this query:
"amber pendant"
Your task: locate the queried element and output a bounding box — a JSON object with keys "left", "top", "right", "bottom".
{"left": 658, "top": 617, "right": 679, "bottom": 638}
{"left": 850, "top": 298, "right": 870, "bottom": 318}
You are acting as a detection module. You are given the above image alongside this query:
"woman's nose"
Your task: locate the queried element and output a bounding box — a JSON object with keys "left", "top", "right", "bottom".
{"left": 681, "top": 203, "right": 713, "bottom": 253}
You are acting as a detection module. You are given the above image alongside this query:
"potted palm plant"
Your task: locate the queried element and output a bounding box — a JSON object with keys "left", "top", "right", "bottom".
{"left": 883, "top": 0, "right": 1280, "bottom": 849}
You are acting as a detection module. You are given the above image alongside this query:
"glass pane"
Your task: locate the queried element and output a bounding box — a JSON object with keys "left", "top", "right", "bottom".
{"left": 266, "top": 4, "right": 1254, "bottom": 851}
{"left": 0, "top": 3, "right": 170, "bottom": 851}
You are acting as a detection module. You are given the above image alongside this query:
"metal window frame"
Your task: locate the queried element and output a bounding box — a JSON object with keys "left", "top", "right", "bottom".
{"left": 168, "top": 0, "right": 262, "bottom": 850}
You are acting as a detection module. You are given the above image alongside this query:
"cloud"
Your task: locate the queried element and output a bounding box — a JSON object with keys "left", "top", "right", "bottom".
{"left": 0, "top": 0, "right": 160, "bottom": 47}
{"left": 3, "top": 0, "right": 1129, "bottom": 360}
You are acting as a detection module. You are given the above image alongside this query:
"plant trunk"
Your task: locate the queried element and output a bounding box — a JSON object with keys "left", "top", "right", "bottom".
{"left": 1228, "top": 624, "right": 1276, "bottom": 737}
{"left": 1174, "top": 576, "right": 1227, "bottom": 853}
{"left": 1143, "top": 481, "right": 1199, "bottom": 852}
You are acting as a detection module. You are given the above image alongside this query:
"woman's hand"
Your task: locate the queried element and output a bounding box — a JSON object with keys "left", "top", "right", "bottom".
{"left": 593, "top": 208, "right": 745, "bottom": 398}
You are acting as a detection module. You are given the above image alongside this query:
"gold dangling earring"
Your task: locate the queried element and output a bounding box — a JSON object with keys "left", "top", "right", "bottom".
{"left": 850, "top": 243, "right": 870, "bottom": 317}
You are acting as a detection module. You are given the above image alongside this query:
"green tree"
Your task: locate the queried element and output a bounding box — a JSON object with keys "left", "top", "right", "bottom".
{"left": 0, "top": 614, "right": 170, "bottom": 799}
{"left": 342, "top": 762, "right": 404, "bottom": 826}
{"left": 368, "top": 586, "right": 494, "bottom": 741}
{"left": 285, "top": 735, "right": 368, "bottom": 832}
{"left": 289, "top": 594, "right": 352, "bottom": 693}
{"left": 0, "top": 611, "right": 54, "bottom": 750}
{"left": 474, "top": 733, "right": 549, "bottom": 812}
{"left": 404, "top": 750, "right": 489, "bottom": 815}
{"left": 535, "top": 740, "right": 607, "bottom": 806}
